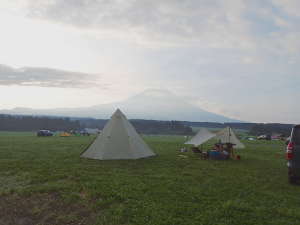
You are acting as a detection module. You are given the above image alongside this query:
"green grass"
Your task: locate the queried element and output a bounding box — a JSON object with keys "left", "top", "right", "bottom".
{"left": 0, "top": 133, "right": 299, "bottom": 225}
{"left": 0, "top": 131, "right": 35, "bottom": 136}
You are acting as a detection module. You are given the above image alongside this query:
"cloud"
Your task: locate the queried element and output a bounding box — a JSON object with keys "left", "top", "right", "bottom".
{"left": 271, "top": 0, "right": 300, "bottom": 18}
{"left": 0, "top": 64, "right": 103, "bottom": 88}
{"left": 22, "top": 0, "right": 299, "bottom": 58}
{"left": 23, "top": 0, "right": 253, "bottom": 48}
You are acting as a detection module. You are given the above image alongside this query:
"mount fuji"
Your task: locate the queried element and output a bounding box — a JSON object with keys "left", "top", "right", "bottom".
{"left": 0, "top": 89, "right": 241, "bottom": 122}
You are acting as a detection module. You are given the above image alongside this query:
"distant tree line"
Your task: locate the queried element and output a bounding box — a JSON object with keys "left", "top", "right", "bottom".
{"left": 78, "top": 118, "right": 193, "bottom": 135}
{"left": 0, "top": 115, "right": 193, "bottom": 135}
{"left": 249, "top": 123, "right": 294, "bottom": 136}
{"left": 76, "top": 118, "right": 107, "bottom": 129}
{"left": 0, "top": 114, "right": 80, "bottom": 131}
{"left": 131, "top": 120, "right": 193, "bottom": 135}
{"left": 0, "top": 114, "right": 295, "bottom": 136}
{"left": 182, "top": 121, "right": 256, "bottom": 130}
{"left": 183, "top": 121, "right": 294, "bottom": 136}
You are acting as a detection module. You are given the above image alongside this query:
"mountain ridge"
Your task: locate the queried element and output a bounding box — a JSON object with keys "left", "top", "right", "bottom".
{"left": 0, "top": 89, "right": 243, "bottom": 123}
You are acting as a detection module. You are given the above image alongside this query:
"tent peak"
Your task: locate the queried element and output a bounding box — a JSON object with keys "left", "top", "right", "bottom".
{"left": 115, "top": 108, "right": 122, "bottom": 113}
{"left": 112, "top": 108, "right": 125, "bottom": 117}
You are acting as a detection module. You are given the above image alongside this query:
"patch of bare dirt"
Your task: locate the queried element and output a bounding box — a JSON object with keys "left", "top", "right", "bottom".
{"left": 0, "top": 192, "right": 99, "bottom": 225}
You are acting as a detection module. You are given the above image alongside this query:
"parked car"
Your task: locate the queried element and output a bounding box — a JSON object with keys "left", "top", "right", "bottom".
{"left": 257, "top": 134, "right": 271, "bottom": 140}
{"left": 286, "top": 125, "right": 300, "bottom": 184}
{"left": 80, "top": 130, "right": 90, "bottom": 136}
{"left": 37, "top": 130, "right": 53, "bottom": 137}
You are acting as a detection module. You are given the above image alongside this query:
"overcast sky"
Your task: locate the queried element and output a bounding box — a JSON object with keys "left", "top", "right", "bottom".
{"left": 0, "top": 0, "right": 299, "bottom": 123}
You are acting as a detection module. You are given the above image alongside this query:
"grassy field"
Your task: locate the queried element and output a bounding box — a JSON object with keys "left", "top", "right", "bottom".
{"left": 0, "top": 133, "right": 299, "bottom": 225}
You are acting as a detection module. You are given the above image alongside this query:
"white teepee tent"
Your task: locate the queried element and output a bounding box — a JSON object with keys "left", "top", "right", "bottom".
{"left": 81, "top": 109, "right": 156, "bottom": 160}
{"left": 215, "top": 127, "right": 245, "bottom": 149}
{"left": 185, "top": 128, "right": 216, "bottom": 146}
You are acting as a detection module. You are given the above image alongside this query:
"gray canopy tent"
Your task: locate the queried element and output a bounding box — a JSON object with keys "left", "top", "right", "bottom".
{"left": 215, "top": 127, "right": 245, "bottom": 149}
{"left": 185, "top": 128, "right": 216, "bottom": 146}
{"left": 81, "top": 109, "right": 156, "bottom": 160}
{"left": 185, "top": 127, "right": 245, "bottom": 149}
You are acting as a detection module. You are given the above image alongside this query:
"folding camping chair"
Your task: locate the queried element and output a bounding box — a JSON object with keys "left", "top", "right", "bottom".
{"left": 201, "top": 151, "right": 209, "bottom": 160}
{"left": 191, "top": 146, "right": 202, "bottom": 154}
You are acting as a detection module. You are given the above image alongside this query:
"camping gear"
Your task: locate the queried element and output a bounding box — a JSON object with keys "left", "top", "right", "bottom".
{"left": 191, "top": 146, "right": 202, "bottom": 154}
{"left": 60, "top": 132, "right": 71, "bottom": 137}
{"left": 185, "top": 126, "right": 245, "bottom": 160}
{"left": 185, "top": 128, "right": 216, "bottom": 146}
{"left": 180, "top": 147, "right": 188, "bottom": 152}
{"left": 209, "top": 151, "right": 223, "bottom": 160}
{"left": 81, "top": 109, "right": 156, "bottom": 160}
{"left": 201, "top": 152, "right": 209, "bottom": 160}
{"left": 185, "top": 127, "right": 244, "bottom": 149}
{"left": 208, "top": 150, "right": 230, "bottom": 160}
